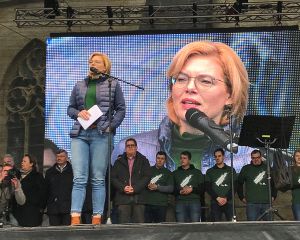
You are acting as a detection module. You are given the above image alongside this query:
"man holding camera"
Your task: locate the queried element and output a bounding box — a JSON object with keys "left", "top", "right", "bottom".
{"left": 0, "top": 163, "right": 26, "bottom": 224}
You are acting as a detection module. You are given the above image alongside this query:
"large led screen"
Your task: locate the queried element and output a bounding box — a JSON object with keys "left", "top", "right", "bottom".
{"left": 45, "top": 30, "right": 300, "bottom": 172}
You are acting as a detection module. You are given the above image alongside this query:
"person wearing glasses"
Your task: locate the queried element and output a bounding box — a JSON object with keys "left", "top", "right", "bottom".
{"left": 111, "top": 138, "right": 151, "bottom": 223}
{"left": 237, "top": 149, "right": 277, "bottom": 221}
{"left": 112, "top": 41, "right": 250, "bottom": 173}
{"left": 68, "top": 52, "right": 126, "bottom": 225}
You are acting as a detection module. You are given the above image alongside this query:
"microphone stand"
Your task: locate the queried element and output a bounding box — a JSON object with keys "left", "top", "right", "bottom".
{"left": 94, "top": 70, "right": 143, "bottom": 224}
{"left": 227, "top": 109, "right": 237, "bottom": 222}
{"left": 99, "top": 71, "right": 144, "bottom": 90}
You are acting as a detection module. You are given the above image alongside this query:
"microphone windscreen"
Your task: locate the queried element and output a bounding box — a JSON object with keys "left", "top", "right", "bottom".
{"left": 90, "top": 67, "right": 98, "bottom": 73}
{"left": 185, "top": 108, "right": 207, "bottom": 122}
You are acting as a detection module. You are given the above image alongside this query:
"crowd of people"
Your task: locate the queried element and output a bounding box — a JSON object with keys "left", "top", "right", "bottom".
{"left": 1, "top": 147, "right": 300, "bottom": 227}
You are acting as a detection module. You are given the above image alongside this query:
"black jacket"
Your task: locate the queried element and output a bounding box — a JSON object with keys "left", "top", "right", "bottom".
{"left": 12, "top": 169, "right": 47, "bottom": 227}
{"left": 111, "top": 151, "right": 151, "bottom": 205}
{"left": 45, "top": 162, "right": 73, "bottom": 215}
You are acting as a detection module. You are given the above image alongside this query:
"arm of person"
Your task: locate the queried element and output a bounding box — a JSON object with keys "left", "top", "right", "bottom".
{"left": 205, "top": 180, "right": 218, "bottom": 200}
{"left": 205, "top": 172, "right": 218, "bottom": 200}
{"left": 111, "top": 162, "right": 127, "bottom": 193}
{"left": 173, "top": 172, "right": 184, "bottom": 195}
{"left": 110, "top": 83, "right": 126, "bottom": 131}
{"left": 192, "top": 182, "right": 205, "bottom": 195}
{"left": 157, "top": 184, "right": 174, "bottom": 193}
{"left": 237, "top": 170, "right": 246, "bottom": 201}
{"left": 67, "top": 84, "right": 81, "bottom": 120}
{"left": 191, "top": 172, "right": 205, "bottom": 195}
{"left": 132, "top": 158, "right": 151, "bottom": 193}
{"left": 37, "top": 174, "right": 48, "bottom": 209}
{"left": 12, "top": 178, "right": 26, "bottom": 206}
{"left": 225, "top": 169, "right": 237, "bottom": 200}
{"left": 156, "top": 172, "right": 174, "bottom": 193}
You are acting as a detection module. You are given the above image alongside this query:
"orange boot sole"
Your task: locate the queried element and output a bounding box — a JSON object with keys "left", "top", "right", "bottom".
{"left": 71, "top": 216, "right": 81, "bottom": 225}
{"left": 92, "top": 216, "right": 102, "bottom": 225}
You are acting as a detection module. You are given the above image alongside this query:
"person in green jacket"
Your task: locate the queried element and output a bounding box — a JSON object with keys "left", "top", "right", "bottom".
{"left": 206, "top": 148, "right": 236, "bottom": 221}
{"left": 144, "top": 151, "right": 174, "bottom": 223}
{"left": 173, "top": 151, "right": 204, "bottom": 222}
{"left": 237, "top": 149, "right": 277, "bottom": 221}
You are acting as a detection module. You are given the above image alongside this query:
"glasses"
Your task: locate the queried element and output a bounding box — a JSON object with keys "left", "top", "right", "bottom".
{"left": 126, "top": 144, "right": 136, "bottom": 148}
{"left": 170, "top": 73, "right": 225, "bottom": 90}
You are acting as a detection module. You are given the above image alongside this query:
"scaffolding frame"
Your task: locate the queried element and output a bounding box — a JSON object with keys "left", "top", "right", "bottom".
{"left": 14, "top": 1, "right": 300, "bottom": 29}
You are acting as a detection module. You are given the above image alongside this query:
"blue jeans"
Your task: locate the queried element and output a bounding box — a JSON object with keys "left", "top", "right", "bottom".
{"left": 71, "top": 128, "right": 110, "bottom": 215}
{"left": 246, "top": 203, "right": 270, "bottom": 221}
{"left": 175, "top": 202, "right": 201, "bottom": 223}
{"left": 292, "top": 204, "right": 300, "bottom": 221}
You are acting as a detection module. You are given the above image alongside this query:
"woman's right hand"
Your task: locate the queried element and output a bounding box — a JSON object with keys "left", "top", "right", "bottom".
{"left": 78, "top": 110, "right": 90, "bottom": 120}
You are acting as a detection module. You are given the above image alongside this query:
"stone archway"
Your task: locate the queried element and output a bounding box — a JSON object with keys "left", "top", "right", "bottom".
{"left": 1, "top": 38, "right": 46, "bottom": 171}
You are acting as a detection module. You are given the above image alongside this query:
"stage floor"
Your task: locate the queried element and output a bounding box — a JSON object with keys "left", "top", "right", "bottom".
{"left": 1, "top": 221, "right": 300, "bottom": 240}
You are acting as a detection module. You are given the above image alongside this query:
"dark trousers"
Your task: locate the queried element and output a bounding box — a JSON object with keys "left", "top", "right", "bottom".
{"left": 210, "top": 201, "right": 233, "bottom": 221}
{"left": 144, "top": 205, "right": 167, "bottom": 223}
{"left": 117, "top": 204, "right": 145, "bottom": 223}
{"left": 48, "top": 213, "right": 71, "bottom": 226}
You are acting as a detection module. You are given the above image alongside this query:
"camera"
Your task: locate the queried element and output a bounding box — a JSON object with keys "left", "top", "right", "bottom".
{"left": 1, "top": 169, "right": 17, "bottom": 187}
{"left": 6, "top": 169, "right": 17, "bottom": 180}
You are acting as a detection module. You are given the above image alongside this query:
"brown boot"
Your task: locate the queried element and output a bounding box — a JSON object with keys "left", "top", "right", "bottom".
{"left": 92, "top": 215, "right": 101, "bottom": 225}
{"left": 71, "top": 216, "right": 81, "bottom": 225}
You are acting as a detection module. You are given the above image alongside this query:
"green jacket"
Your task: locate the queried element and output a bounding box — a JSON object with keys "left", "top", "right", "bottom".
{"left": 144, "top": 166, "right": 174, "bottom": 206}
{"left": 291, "top": 166, "right": 300, "bottom": 204}
{"left": 237, "top": 162, "right": 277, "bottom": 203}
{"left": 173, "top": 164, "right": 204, "bottom": 203}
{"left": 205, "top": 164, "right": 237, "bottom": 201}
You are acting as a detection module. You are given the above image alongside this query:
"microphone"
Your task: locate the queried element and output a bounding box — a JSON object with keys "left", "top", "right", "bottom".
{"left": 185, "top": 108, "right": 238, "bottom": 153}
{"left": 90, "top": 67, "right": 112, "bottom": 79}
{"left": 90, "top": 67, "right": 102, "bottom": 75}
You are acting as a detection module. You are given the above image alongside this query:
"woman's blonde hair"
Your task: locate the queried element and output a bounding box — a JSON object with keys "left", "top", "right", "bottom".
{"left": 166, "top": 41, "right": 249, "bottom": 125}
{"left": 88, "top": 52, "right": 111, "bottom": 74}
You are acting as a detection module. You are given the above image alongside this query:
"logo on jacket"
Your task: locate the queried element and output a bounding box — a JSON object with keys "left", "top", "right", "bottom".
{"left": 180, "top": 175, "right": 192, "bottom": 188}
{"left": 253, "top": 171, "right": 266, "bottom": 185}
{"left": 215, "top": 173, "right": 228, "bottom": 187}
{"left": 150, "top": 174, "right": 162, "bottom": 184}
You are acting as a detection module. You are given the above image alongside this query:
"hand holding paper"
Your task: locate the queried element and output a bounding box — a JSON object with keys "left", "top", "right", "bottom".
{"left": 77, "top": 105, "right": 103, "bottom": 130}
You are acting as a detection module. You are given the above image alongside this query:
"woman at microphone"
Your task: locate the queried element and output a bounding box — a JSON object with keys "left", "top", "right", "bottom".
{"left": 68, "top": 52, "right": 126, "bottom": 225}
{"left": 112, "top": 41, "right": 250, "bottom": 173}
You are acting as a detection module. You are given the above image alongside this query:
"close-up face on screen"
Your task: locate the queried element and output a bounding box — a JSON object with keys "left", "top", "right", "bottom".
{"left": 45, "top": 30, "right": 300, "bottom": 172}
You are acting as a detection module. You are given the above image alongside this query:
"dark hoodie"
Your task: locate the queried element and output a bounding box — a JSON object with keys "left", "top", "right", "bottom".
{"left": 173, "top": 164, "right": 204, "bottom": 203}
